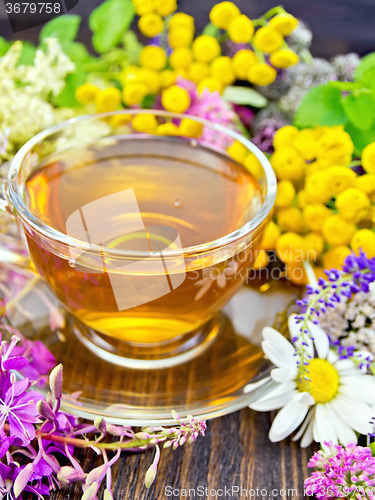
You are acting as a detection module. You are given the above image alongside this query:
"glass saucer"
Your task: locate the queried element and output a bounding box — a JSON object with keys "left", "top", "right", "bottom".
{"left": 6, "top": 272, "right": 300, "bottom": 426}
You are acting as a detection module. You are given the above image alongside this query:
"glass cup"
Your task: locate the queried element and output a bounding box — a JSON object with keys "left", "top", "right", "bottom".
{"left": 3, "top": 110, "right": 276, "bottom": 368}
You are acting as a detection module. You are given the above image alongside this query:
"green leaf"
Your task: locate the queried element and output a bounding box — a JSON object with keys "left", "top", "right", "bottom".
{"left": 360, "top": 66, "right": 375, "bottom": 94}
{"left": 122, "top": 31, "right": 142, "bottom": 65}
{"left": 89, "top": 0, "right": 135, "bottom": 54}
{"left": 345, "top": 122, "right": 375, "bottom": 152}
{"left": 343, "top": 90, "right": 375, "bottom": 130}
{"left": 18, "top": 42, "right": 36, "bottom": 65}
{"left": 294, "top": 84, "right": 347, "bottom": 128}
{"left": 0, "top": 37, "right": 12, "bottom": 57}
{"left": 52, "top": 69, "right": 86, "bottom": 107}
{"left": 355, "top": 52, "right": 375, "bottom": 81}
{"left": 327, "top": 80, "right": 360, "bottom": 91}
{"left": 60, "top": 41, "right": 91, "bottom": 63}
{"left": 222, "top": 86, "right": 267, "bottom": 108}
{"left": 40, "top": 15, "right": 81, "bottom": 42}
{"left": 202, "top": 22, "right": 219, "bottom": 38}
{"left": 370, "top": 441, "right": 375, "bottom": 456}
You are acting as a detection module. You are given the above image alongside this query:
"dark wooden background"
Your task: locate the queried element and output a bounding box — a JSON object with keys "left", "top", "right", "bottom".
{"left": 1, "top": 0, "right": 369, "bottom": 498}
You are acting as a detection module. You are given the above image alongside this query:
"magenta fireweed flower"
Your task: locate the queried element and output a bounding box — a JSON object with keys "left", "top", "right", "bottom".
{"left": 0, "top": 377, "right": 43, "bottom": 445}
{"left": 305, "top": 441, "right": 375, "bottom": 499}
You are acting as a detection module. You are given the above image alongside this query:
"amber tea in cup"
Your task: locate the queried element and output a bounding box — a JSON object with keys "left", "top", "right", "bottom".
{"left": 7, "top": 111, "right": 276, "bottom": 367}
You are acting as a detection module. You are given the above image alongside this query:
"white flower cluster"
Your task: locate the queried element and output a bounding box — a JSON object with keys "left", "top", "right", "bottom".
{"left": 0, "top": 39, "right": 75, "bottom": 157}
{"left": 318, "top": 283, "right": 375, "bottom": 355}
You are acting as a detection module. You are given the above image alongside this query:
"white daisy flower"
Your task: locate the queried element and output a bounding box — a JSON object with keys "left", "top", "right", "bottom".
{"left": 246, "top": 314, "right": 375, "bottom": 447}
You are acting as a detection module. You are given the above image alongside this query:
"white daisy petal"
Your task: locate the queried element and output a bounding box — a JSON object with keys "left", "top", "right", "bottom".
{"left": 325, "top": 402, "right": 356, "bottom": 445}
{"left": 338, "top": 376, "right": 375, "bottom": 404}
{"left": 288, "top": 314, "right": 314, "bottom": 358}
{"left": 313, "top": 412, "right": 320, "bottom": 443}
{"left": 300, "top": 417, "right": 314, "bottom": 448}
{"left": 293, "top": 392, "right": 315, "bottom": 405}
{"left": 262, "top": 327, "right": 296, "bottom": 367}
{"left": 269, "top": 399, "right": 309, "bottom": 442}
{"left": 314, "top": 404, "right": 338, "bottom": 444}
{"left": 334, "top": 358, "right": 357, "bottom": 373}
{"left": 307, "top": 321, "right": 329, "bottom": 360}
{"left": 249, "top": 390, "right": 297, "bottom": 412}
{"left": 330, "top": 395, "right": 373, "bottom": 435}
{"left": 271, "top": 368, "right": 297, "bottom": 383}
{"left": 293, "top": 408, "right": 314, "bottom": 441}
{"left": 327, "top": 350, "right": 339, "bottom": 364}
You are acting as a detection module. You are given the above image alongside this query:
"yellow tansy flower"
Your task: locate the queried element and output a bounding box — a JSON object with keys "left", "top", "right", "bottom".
{"left": 362, "top": 142, "right": 375, "bottom": 174}
{"left": 139, "top": 45, "right": 167, "bottom": 71}
{"left": 285, "top": 261, "right": 309, "bottom": 286}
{"left": 248, "top": 64, "right": 277, "bottom": 86}
{"left": 336, "top": 188, "right": 370, "bottom": 223}
{"left": 161, "top": 85, "right": 190, "bottom": 113}
{"left": 297, "top": 190, "right": 308, "bottom": 209}
{"left": 270, "top": 147, "right": 305, "bottom": 182}
{"left": 253, "top": 26, "right": 283, "bottom": 54}
{"left": 120, "top": 65, "right": 140, "bottom": 86}
{"left": 153, "top": 0, "right": 177, "bottom": 17}
{"left": 316, "top": 127, "right": 354, "bottom": 167}
{"left": 75, "top": 83, "right": 100, "bottom": 105}
{"left": 232, "top": 49, "right": 258, "bottom": 80}
{"left": 123, "top": 81, "right": 148, "bottom": 106}
{"left": 261, "top": 220, "right": 281, "bottom": 251}
{"left": 276, "top": 232, "right": 307, "bottom": 263}
{"left": 351, "top": 229, "right": 375, "bottom": 259}
{"left": 138, "top": 12, "right": 164, "bottom": 37}
{"left": 270, "top": 49, "right": 299, "bottom": 68}
{"left": 269, "top": 13, "right": 299, "bottom": 35}
{"left": 305, "top": 232, "right": 324, "bottom": 260}
{"left": 160, "top": 69, "right": 176, "bottom": 88}
{"left": 303, "top": 204, "right": 332, "bottom": 233}
{"left": 322, "top": 215, "right": 356, "bottom": 246}
{"left": 187, "top": 61, "right": 209, "bottom": 83}
{"left": 169, "top": 12, "right": 195, "bottom": 30}
{"left": 293, "top": 128, "right": 318, "bottom": 161}
{"left": 277, "top": 206, "right": 304, "bottom": 233}
{"left": 132, "top": 0, "right": 154, "bottom": 16}
{"left": 168, "top": 26, "right": 194, "bottom": 49}
{"left": 210, "top": 56, "right": 235, "bottom": 85}
{"left": 156, "top": 123, "right": 179, "bottom": 136}
{"left": 137, "top": 68, "right": 161, "bottom": 94}
{"left": 356, "top": 174, "right": 375, "bottom": 202}
{"left": 253, "top": 249, "right": 269, "bottom": 270}
{"left": 324, "top": 166, "right": 357, "bottom": 196}
{"left": 110, "top": 113, "right": 132, "bottom": 128}
{"left": 227, "top": 15, "right": 254, "bottom": 44}
{"left": 209, "top": 1, "right": 240, "bottom": 29}
{"left": 170, "top": 47, "right": 193, "bottom": 69}
{"left": 323, "top": 246, "right": 352, "bottom": 271}
{"left": 197, "top": 77, "right": 224, "bottom": 94}
{"left": 95, "top": 87, "right": 122, "bottom": 113}
{"left": 305, "top": 171, "right": 332, "bottom": 204}
{"left": 192, "top": 35, "right": 221, "bottom": 63}
{"left": 243, "top": 152, "right": 263, "bottom": 179}
{"left": 274, "top": 179, "right": 296, "bottom": 208}
{"left": 227, "top": 140, "right": 247, "bottom": 164}
{"left": 179, "top": 118, "right": 204, "bottom": 138}
{"left": 273, "top": 125, "right": 299, "bottom": 150}
{"left": 132, "top": 113, "right": 158, "bottom": 132}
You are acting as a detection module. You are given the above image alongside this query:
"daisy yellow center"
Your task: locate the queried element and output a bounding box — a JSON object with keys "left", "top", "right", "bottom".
{"left": 297, "top": 359, "right": 339, "bottom": 403}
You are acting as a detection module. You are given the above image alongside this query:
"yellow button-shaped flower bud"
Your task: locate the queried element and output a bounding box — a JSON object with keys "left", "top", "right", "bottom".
{"left": 160, "top": 69, "right": 176, "bottom": 88}
{"left": 197, "top": 77, "right": 224, "bottom": 94}
{"left": 248, "top": 63, "right": 277, "bottom": 86}
{"left": 161, "top": 85, "right": 191, "bottom": 113}
{"left": 322, "top": 215, "right": 356, "bottom": 246}
{"left": 351, "top": 229, "right": 375, "bottom": 259}
{"left": 362, "top": 142, "right": 375, "bottom": 174}
{"left": 75, "top": 83, "right": 100, "bottom": 105}
{"left": 227, "top": 15, "right": 254, "bottom": 43}
{"left": 153, "top": 0, "right": 177, "bottom": 17}
{"left": 139, "top": 45, "right": 167, "bottom": 71}
{"left": 269, "top": 13, "right": 299, "bottom": 36}
{"left": 123, "top": 81, "right": 148, "bottom": 106}
{"left": 232, "top": 49, "right": 257, "bottom": 80}
{"left": 169, "top": 12, "right": 195, "bottom": 30}
{"left": 209, "top": 1, "right": 240, "bottom": 29}
{"left": 210, "top": 56, "right": 235, "bottom": 85}
{"left": 132, "top": 113, "right": 158, "bottom": 133}
{"left": 95, "top": 87, "right": 122, "bottom": 113}
{"left": 270, "top": 49, "right": 299, "bottom": 68}
{"left": 179, "top": 118, "right": 204, "bottom": 138}
{"left": 192, "top": 35, "right": 221, "bottom": 63}
{"left": 253, "top": 26, "right": 283, "bottom": 54}
{"left": 138, "top": 12, "right": 164, "bottom": 38}
{"left": 168, "top": 26, "right": 194, "bottom": 49}
{"left": 187, "top": 61, "right": 209, "bottom": 83}
{"left": 170, "top": 47, "right": 193, "bottom": 69}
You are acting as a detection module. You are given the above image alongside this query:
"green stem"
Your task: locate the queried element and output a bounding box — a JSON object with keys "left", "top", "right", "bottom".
{"left": 262, "top": 6, "right": 286, "bottom": 20}
{"left": 251, "top": 43, "right": 265, "bottom": 63}
{"left": 349, "top": 160, "right": 362, "bottom": 167}
{"left": 251, "top": 18, "right": 268, "bottom": 27}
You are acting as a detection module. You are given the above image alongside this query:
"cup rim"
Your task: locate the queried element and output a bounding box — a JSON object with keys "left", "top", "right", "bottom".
{"left": 8, "top": 109, "right": 277, "bottom": 258}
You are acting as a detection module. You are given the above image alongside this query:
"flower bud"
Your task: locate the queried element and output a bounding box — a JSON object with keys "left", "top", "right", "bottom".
{"left": 144, "top": 464, "right": 157, "bottom": 489}
{"left": 49, "top": 364, "right": 63, "bottom": 400}
{"left": 37, "top": 400, "right": 56, "bottom": 421}
{"left": 135, "top": 432, "right": 150, "bottom": 440}
{"left": 94, "top": 417, "right": 107, "bottom": 435}
{"left": 171, "top": 409, "right": 180, "bottom": 421}
{"left": 163, "top": 440, "right": 172, "bottom": 449}
{"left": 57, "top": 466, "right": 87, "bottom": 484}
{"left": 86, "top": 464, "right": 108, "bottom": 486}
{"left": 81, "top": 482, "right": 100, "bottom": 500}
{"left": 103, "top": 489, "right": 114, "bottom": 500}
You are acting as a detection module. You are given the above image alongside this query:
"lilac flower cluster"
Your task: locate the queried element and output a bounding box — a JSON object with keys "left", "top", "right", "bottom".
{"left": 305, "top": 441, "right": 375, "bottom": 499}
{"left": 0, "top": 329, "right": 207, "bottom": 498}
{"left": 293, "top": 251, "right": 375, "bottom": 383}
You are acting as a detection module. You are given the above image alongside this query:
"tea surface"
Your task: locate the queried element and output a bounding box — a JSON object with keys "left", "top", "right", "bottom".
{"left": 25, "top": 137, "right": 264, "bottom": 343}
